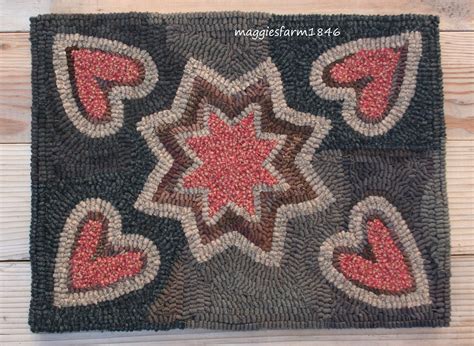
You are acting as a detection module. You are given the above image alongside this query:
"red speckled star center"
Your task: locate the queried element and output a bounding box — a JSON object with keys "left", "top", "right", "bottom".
{"left": 183, "top": 113, "right": 279, "bottom": 218}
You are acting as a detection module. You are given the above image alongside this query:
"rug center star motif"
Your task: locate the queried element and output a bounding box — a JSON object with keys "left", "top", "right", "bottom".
{"left": 182, "top": 113, "right": 281, "bottom": 218}
{"left": 135, "top": 57, "right": 334, "bottom": 266}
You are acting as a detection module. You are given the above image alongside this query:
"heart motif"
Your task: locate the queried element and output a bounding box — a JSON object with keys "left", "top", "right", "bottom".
{"left": 337, "top": 218, "right": 414, "bottom": 293}
{"left": 53, "top": 34, "right": 159, "bottom": 138}
{"left": 69, "top": 49, "right": 144, "bottom": 121}
{"left": 329, "top": 48, "right": 401, "bottom": 121}
{"left": 310, "top": 31, "right": 422, "bottom": 137}
{"left": 319, "top": 196, "right": 431, "bottom": 309}
{"left": 70, "top": 216, "right": 145, "bottom": 290}
{"left": 53, "top": 198, "right": 161, "bottom": 307}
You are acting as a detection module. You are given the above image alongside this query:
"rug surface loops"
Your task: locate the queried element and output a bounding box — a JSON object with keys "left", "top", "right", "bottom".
{"left": 29, "top": 12, "right": 450, "bottom": 332}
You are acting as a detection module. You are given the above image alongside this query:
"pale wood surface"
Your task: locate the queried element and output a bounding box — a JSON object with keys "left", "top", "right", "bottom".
{"left": 0, "top": 0, "right": 473, "bottom": 31}
{"left": 0, "top": 0, "right": 473, "bottom": 344}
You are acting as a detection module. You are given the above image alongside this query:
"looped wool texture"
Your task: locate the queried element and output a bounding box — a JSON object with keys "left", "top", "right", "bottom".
{"left": 29, "top": 12, "right": 450, "bottom": 332}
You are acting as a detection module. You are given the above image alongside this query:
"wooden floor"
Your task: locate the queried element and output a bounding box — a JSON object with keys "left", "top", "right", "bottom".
{"left": 0, "top": 1, "right": 472, "bottom": 344}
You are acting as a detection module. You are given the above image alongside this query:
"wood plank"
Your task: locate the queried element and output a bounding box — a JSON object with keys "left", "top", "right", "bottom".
{"left": 441, "top": 31, "right": 474, "bottom": 141}
{"left": 0, "top": 0, "right": 473, "bottom": 32}
{"left": 0, "top": 142, "right": 472, "bottom": 261}
{"left": 0, "top": 31, "right": 473, "bottom": 143}
{"left": 0, "top": 256, "right": 472, "bottom": 343}
{"left": 0, "top": 32, "right": 31, "bottom": 143}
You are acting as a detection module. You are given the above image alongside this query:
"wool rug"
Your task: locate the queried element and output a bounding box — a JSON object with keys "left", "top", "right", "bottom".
{"left": 29, "top": 12, "right": 450, "bottom": 332}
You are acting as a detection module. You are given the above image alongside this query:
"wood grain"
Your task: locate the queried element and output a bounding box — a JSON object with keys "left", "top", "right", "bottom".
{"left": 0, "top": 141, "right": 472, "bottom": 261}
{"left": 0, "top": 0, "right": 472, "bottom": 32}
{"left": 0, "top": 31, "right": 473, "bottom": 143}
{"left": 1, "top": 256, "right": 472, "bottom": 344}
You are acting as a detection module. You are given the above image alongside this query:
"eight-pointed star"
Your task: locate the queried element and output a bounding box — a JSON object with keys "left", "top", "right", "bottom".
{"left": 135, "top": 58, "right": 334, "bottom": 266}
